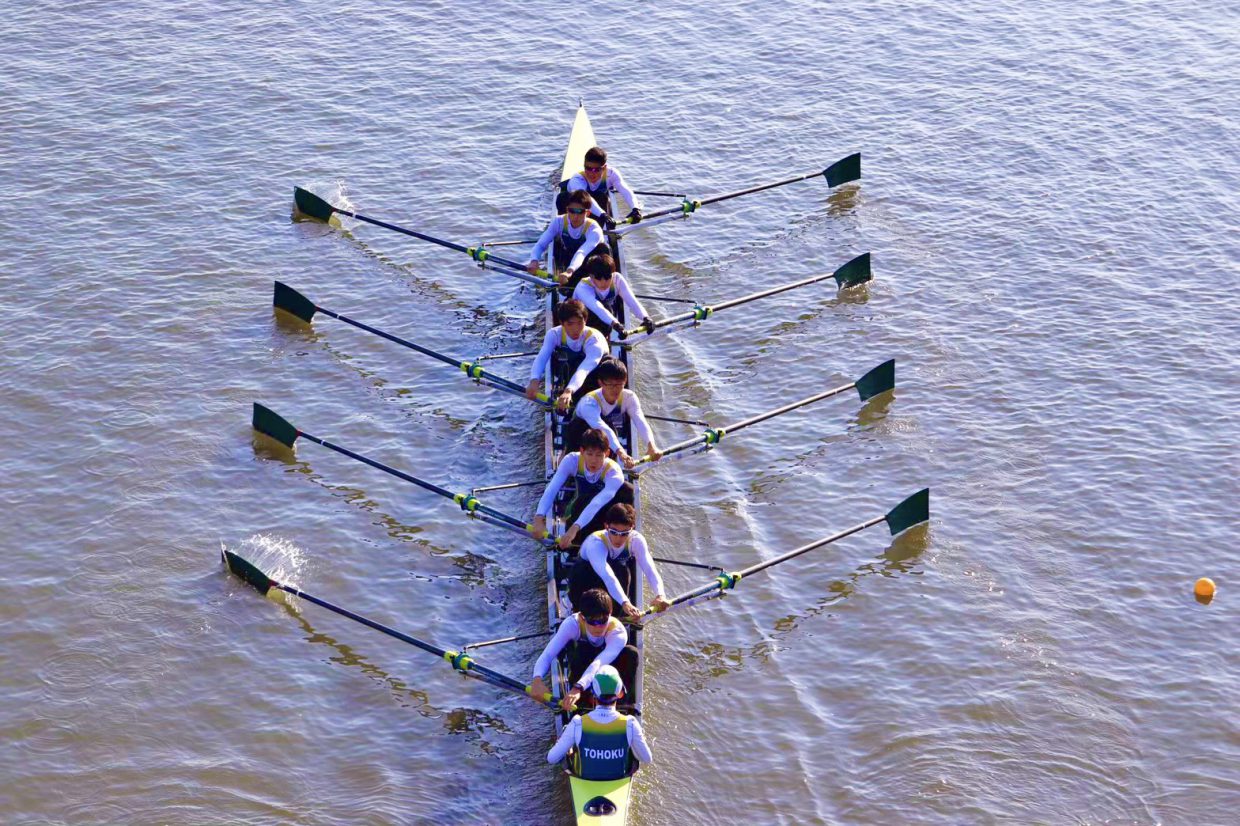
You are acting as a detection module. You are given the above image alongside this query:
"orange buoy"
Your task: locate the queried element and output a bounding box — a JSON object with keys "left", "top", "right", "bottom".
{"left": 1194, "top": 577, "right": 1216, "bottom": 599}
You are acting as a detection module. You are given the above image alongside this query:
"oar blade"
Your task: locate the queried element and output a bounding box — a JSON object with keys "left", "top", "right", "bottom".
{"left": 222, "top": 549, "right": 275, "bottom": 596}
{"left": 833, "top": 252, "right": 872, "bottom": 288}
{"left": 854, "top": 358, "right": 895, "bottom": 401}
{"left": 252, "top": 402, "right": 299, "bottom": 448}
{"left": 885, "top": 488, "right": 929, "bottom": 536}
{"left": 293, "top": 186, "right": 338, "bottom": 222}
{"left": 273, "top": 281, "right": 317, "bottom": 323}
{"left": 824, "top": 153, "right": 861, "bottom": 187}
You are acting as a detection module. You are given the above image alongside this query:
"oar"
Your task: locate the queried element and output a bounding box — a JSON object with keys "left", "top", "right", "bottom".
{"left": 251, "top": 403, "right": 554, "bottom": 547}
{"left": 221, "top": 549, "right": 558, "bottom": 708}
{"left": 617, "top": 152, "right": 860, "bottom": 228}
{"left": 622, "top": 253, "right": 872, "bottom": 342}
{"left": 645, "top": 488, "right": 929, "bottom": 618}
{"left": 273, "top": 282, "right": 551, "bottom": 406}
{"left": 630, "top": 358, "right": 894, "bottom": 473}
{"left": 293, "top": 187, "right": 557, "bottom": 289}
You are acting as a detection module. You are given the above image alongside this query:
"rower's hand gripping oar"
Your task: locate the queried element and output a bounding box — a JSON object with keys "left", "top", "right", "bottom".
{"left": 621, "top": 253, "right": 872, "bottom": 343}
{"left": 614, "top": 152, "right": 861, "bottom": 232}
{"left": 273, "top": 282, "right": 553, "bottom": 406}
{"left": 629, "top": 357, "right": 895, "bottom": 474}
{"left": 643, "top": 488, "right": 929, "bottom": 619}
{"left": 221, "top": 549, "right": 562, "bottom": 708}
{"left": 251, "top": 403, "right": 555, "bottom": 547}
{"left": 293, "top": 187, "right": 557, "bottom": 289}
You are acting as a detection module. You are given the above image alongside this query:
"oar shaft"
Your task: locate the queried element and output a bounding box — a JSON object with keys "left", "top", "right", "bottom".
{"left": 710, "top": 271, "right": 837, "bottom": 314}
{"left": 641, "top": 170, "right": 818, "bottom": 222}
{"left": 663, "top": 514, "right": 885, "bottom": 610}
{"left": 341, "top": 208, "right": 471, "bottom": 255}
{"left": 270, "top": 582, "right": 539, "bottom": 698}
{"left": 722, "top": 382, "right": 852, "bottom": 435}
{"left": 737, "top": 514, "right": 884, "bottom": 579}
{"left": 316, "top": 306, "right": 536, "bottom": 400}
{"left": 653, "top": 381, "right": 853, "bottom": 460}
{"left": 295, "top": 430, "right": 532, "bottom": 532}
{"left": 318, "top": 306, "right": 460, "bottom": 371}
{"left": 634, "top": 271, "right": 838, "bottom": 336}
{"left": 329, "top": 203, "right": 554, "bottom": 287}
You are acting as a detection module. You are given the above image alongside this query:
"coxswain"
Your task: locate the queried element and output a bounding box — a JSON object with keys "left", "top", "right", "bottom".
{"left": 564, "top": 146, "right": 644, "bottom": 229}
{"left": 571, "top": 252, "right": 654, "bottom": 338}
{"left": 569, "top": 503, "right": 671, "bottom": 622}
{"left": 527, "top": 189, "right": 607, "bottom": 285}
{"left": 546, "top": 665, "right": 652, "bottom": 779}
{"left": 530, "top": 589, "right": 639, "bottom": 712}
{"left": 563, "top": 357, "right": 662, "bottom": 468}
{"left": 530, "top": 428, "right": 633, "bottom": 549}
{"left": 526, "top": 299, "right": 610, "bottom": 411}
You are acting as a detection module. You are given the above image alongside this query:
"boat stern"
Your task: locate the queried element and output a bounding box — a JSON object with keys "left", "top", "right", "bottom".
{"left": 569, "top": 774, "right": 632, "bottom": 825}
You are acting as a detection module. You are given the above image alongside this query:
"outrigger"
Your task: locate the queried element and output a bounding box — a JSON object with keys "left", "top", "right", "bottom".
{"left": 231, "top": 105, "right": 928, "bottom": 825}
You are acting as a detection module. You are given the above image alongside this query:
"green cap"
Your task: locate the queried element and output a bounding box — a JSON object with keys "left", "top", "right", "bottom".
{"left": 590, "top": 665, "right": 624, "bottom": 700}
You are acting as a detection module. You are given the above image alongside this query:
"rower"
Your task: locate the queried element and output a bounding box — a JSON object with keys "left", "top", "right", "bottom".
{"left": 563, "top": 357, "right": 662, "bottom": 468}
{"left": 569, "top": 503, "right": 671, "bottom": 622}
{"left": 546, "top": 665, "right": 651, "bottom": 779}
{"left": 530, "top": 428, "right": 633, "bottom": 549}
{"left": 571, "top": 252, "right": 654, "bottom": 338}
{"left": 526, "top": 299, "right": 610, "bottom": 412}
{"left": 562, "top": 146, "right": 644, "bottom": 229}
{"left": 527, "top": 189, "right": 607, "bottom": 286}
{"left": 530, "top": 589, "right": 639, "bottom": 712}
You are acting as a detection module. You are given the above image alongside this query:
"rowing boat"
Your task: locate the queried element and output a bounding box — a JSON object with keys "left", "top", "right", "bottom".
{"left": 227, "top": 116, "right": 933, "bottom": 826}
{"left": 544, "top": 105, "right": 642, "bottom": 825}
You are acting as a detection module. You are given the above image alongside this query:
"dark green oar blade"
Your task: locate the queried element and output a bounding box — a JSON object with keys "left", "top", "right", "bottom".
{"left": 294, "top": 186, "right": 338, "bottom": 222}
{"left": 273, "top": 281, "right": 318, "bottom": 323}
{"left": 832, "top": 252, "right": 872, "bottom": 288}
{"left": 253, "top": 403, "right": 300, "bottom": 448}
{"left": 824, "top": 153, "right": 862, "bottom": 187}
{"left": 855, "top": 359, "right": 895, "bottom": 401}
{"left": 222, "top": 549, "right": 275, "bottom": 596}
{"left": 221, "top": 549, "right": 558, "bottom": 707}
{"left": 884, "top": 488, "right": 929, "bottom": 536}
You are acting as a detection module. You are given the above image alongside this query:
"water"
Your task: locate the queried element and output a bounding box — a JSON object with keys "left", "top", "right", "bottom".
{"left": 2, "top": 1, "right": 1236, "bottom": 823}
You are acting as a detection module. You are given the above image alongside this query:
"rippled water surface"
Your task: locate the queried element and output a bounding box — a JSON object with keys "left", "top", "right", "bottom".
{"left": 2, "top": 1, "right": 1236, "bottom": 824}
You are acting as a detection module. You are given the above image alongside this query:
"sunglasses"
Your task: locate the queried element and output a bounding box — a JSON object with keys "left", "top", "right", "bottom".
{"left": 584, "top": 614, "right": 610, "bottom": 626}
{"left": 590, "top": 271, "right": 615, "bottom": 280}
{"left": 605, "top": 527, "right": 632, "bottom": 537}
{"left": 567, "top": 207, "right": 587, "bottom": 215}
{"left": 584, "top": 165, "right": 604, "bottom": 173}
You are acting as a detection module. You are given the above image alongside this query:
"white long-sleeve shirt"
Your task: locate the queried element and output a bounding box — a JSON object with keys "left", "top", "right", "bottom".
{"left": 535, "top": 453, "right": 625, "bottom": 529}
{"left": 533, "top": 614, "right": 628, "bottom": 689}
{"left": 571, "top": 274, "right": 649, "bottom": 329}
{"left": 579, "top": 529, "right": 665, "bottom": 607}
{"left": 529, "top": 215, "right": 606, "bottom": 273}
{"left": 566, "top": 168, "right": 642, "bottom": 218}
{"left": 574, "top": 389, "right": 656, "bottom": 457}
{"left": 529, "top": 325, "right": 609, "bottom": 394}
{"left": 547, "top": 706, "right": 653, "bottom": 765}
